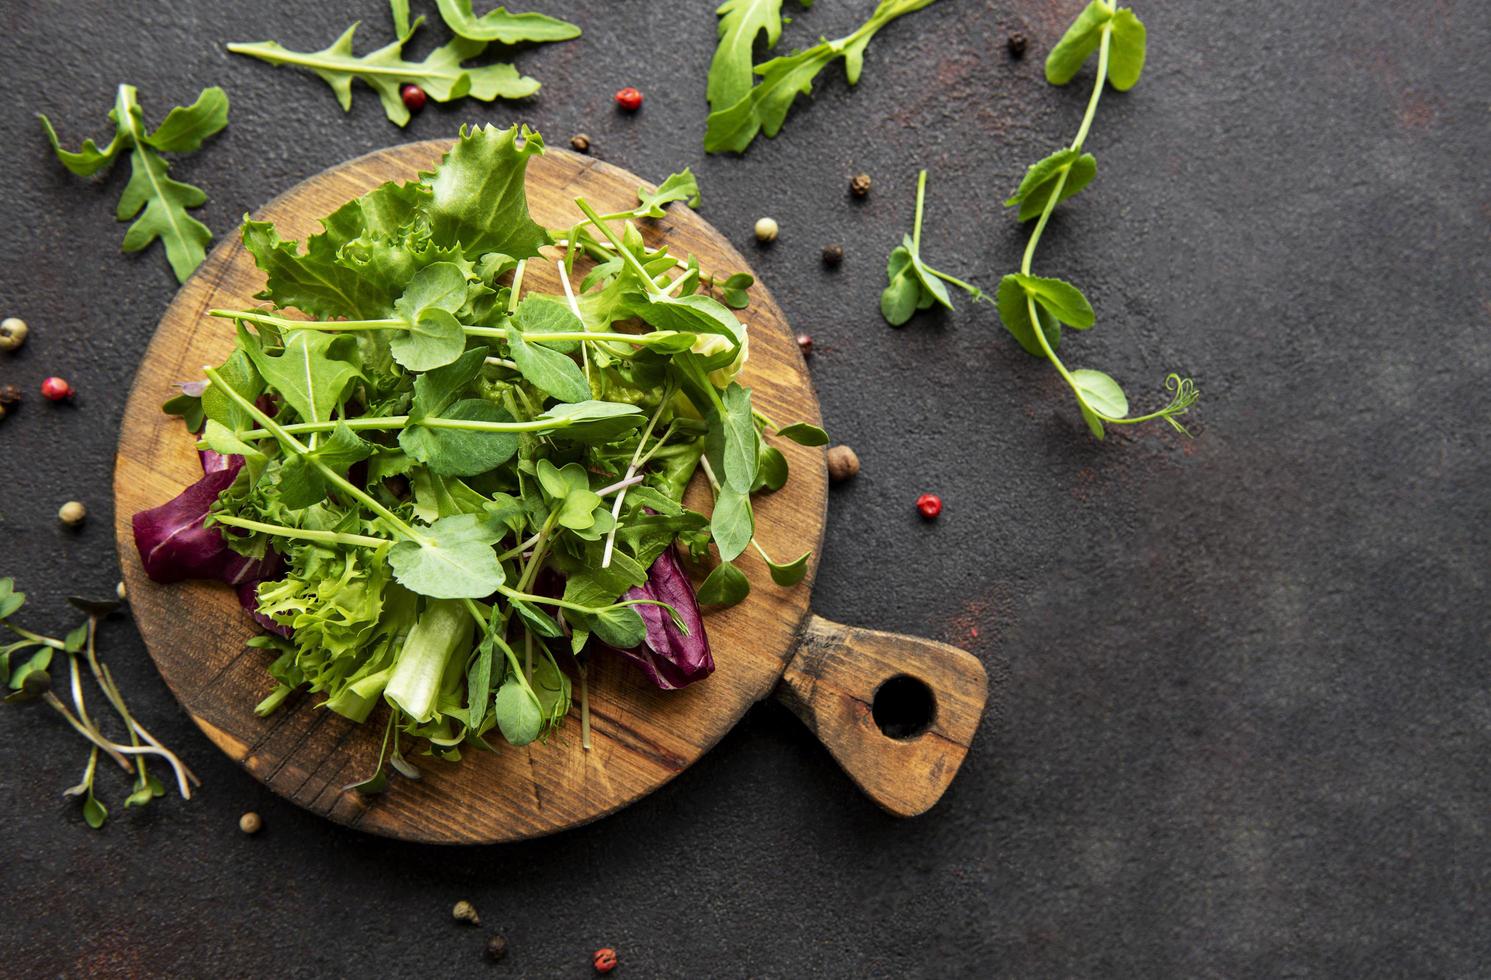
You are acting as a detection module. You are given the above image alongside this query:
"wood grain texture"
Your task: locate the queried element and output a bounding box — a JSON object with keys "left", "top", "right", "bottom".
{"left": 113, "top": 140, "right": 987, "bottom": 842}
{"left": 113, "top": 141, "right": 826, "bottom": 844}
{"left": 776, "top": 616, "right": 988, "bottom": 817}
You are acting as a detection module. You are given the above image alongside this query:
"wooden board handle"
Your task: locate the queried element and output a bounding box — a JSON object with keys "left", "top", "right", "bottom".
{"left": 773, "top": 615, "right": 989, "bottom": 817}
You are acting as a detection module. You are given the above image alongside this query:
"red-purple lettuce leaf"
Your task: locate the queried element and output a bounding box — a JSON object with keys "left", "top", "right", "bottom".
{"left": 616, "top": 545, "right": 712, "bottom": 690}
{"left": 132, "top": 450, "right": 289, "bottom": 635}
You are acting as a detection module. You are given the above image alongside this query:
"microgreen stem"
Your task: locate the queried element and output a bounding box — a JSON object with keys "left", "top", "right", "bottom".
{"left": 205, "top": 365, "right": 430, "bottom": 545}
{"left": 3, "top": 622, "right": 66, "bottom": 649}
{"left": 42, "top": 692, "right": 132, "bottom": 771}
{"left": 214, "top": 514, "right": 392, "bottom": 549}
{"left": 601, "top": 384, "right": 673, "bottom": 569}
{"left": 575, "top": 199, "right": 663, "bottom": 298}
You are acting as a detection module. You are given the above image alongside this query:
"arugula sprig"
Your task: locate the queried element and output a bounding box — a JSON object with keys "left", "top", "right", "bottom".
{"left": 1, "top": 579, "right": 197, "bottom": 829}
{"left": 705, "top": 0, "right": 937, "bottom": 153}
{"left": 996, "top": 1, "right": 1197, "bottom": 438}
{"left": 40, "top": 84, "right": 228, "bottom": 282}
{"left": 708, "top": 0, "right": 808, "bottom": 113}
{"left": 880, "top": 169, "right": 985, "bottom": 326}
{"left": 228, "top": 7, "right": 577, "bottom": 127}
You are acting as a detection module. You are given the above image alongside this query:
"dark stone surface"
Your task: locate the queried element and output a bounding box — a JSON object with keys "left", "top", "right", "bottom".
{"left": 2, "top": 1, "right": 1487, "bottom": 976}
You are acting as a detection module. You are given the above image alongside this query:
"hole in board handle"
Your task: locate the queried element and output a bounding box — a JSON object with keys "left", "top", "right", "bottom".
{"left": 871, "top": 674, "right": 936, "bottom": 740}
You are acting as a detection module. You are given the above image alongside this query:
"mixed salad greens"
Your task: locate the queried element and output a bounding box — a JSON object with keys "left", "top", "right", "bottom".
{"left": 133, "top": 124, "right": 824, "bottom": 790}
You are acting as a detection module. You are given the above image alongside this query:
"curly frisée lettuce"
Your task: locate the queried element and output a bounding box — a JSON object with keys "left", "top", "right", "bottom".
{"left": 134, "top": 124, "right": 821, "bottom": 791}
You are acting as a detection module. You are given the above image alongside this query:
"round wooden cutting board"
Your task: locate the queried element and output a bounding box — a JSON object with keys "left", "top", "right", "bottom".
{"left": 115, "top": 140, "right": 989, "bottom": 843}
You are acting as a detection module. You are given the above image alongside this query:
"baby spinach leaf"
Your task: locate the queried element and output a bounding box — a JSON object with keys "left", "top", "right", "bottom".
{"left": 711, "top": 487, "right": 754, "bottom": 562}
{"left": 401, "top": 398, "right": 520, "bottom": 477}
{"left": 539, "top": 401, "right": 646, "bottom": 443}
{"left": 765, "top": 549, "right": 811, "bottom": 586}
{"left": 775, "top": 422, "right": 829, "bottom": 447}
{"left": 1005, "top": 148, "right": 1097, "bottom": 221}
{"left": 389, "top": 514, "right": 505, "bottom": 598}
{"left": 697, "top": 560, "right": 749, "bottom": 607}
{"left": 41, "top": 84, "right": 228, "bottom": 282}
{"left": 494, "top": 672, "right": 544, "bottom": 745}
{"left": 507, "top": 328, "right": 590, "bottom": 402}
{"left": 435, "top": 0, "right": 581, "bottom": 44}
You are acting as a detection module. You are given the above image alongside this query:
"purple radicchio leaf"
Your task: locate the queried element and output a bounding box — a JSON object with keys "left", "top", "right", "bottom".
{"left": 131, "top": 451, "right": 290, "bottom": 636}
{"left": 616, "top": 545, "right": 713, "bottom": 690}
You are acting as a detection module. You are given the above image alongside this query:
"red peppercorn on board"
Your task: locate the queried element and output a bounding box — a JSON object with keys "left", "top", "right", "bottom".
{"left": 113, "top": 141, "right": 989, "bottom": 843}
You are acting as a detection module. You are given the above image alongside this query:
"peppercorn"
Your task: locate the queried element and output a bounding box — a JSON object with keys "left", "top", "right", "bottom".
{"left": 0, "top": 317, "right": 27, "bottom": 352}
{"left": 570, "top": 133, "right": 592, "bottom": 153}
{"left": 916, "top": 493, "right": 942, "bottom": 519}
{"left": 850, "top": 173, "right": 872, "bottom": 198}
{"left": 821, "top": 243, "right": 844, "bottom": 267}
{"left": 41, "top": 376, "right": 73, "bottom": 401}
{"left": 453, "top": 900, "right": 480, "bottom": 925}
{"left": 593, "top": 948, "right": 618, "bottom": 974}
{"left": 615, "top": 86, "right": 643, "bottom": 111}
{"left": 827, "top": 445, "right": 860, "bottom": 483}
{"left": 796, "top": 333, "right": 813, "bottom": 356}
{"left": 239, "top": 811, "right": 263, "bottom": 834}
{"left": 400, "top": 84, "right": 427, "bottom": 112}
{"left": 1007, "top": 32, "right": 1027, "bottom": 59}
{"left": 0, "top": 383, "right": 20, "bottom": 405}
{"left": 58, "top": 501, "right": 87, "bottom": 527}
{"left": 485, "top": 935, "right": 508, "bottom": 963}
{"left": 754, "top": 217, "right": 779, "bottom": 243}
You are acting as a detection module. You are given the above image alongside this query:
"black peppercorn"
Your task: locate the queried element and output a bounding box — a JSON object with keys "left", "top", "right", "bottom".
{"left": 0, "top": 383, "right": 20, "bottom": 405}
{"left": 1007, "top": 33, "right": 1027, "bottom": 58}
{"left": 821, "top": 243, "right": 844, "bottom": 267}
{"left": 485, "top": 935, "right": 508, "bottom": 962}
{"left": 570, "top": 133, "right": 591, "bottom": 153}
{"left": 849, "top": 173, "right": 872, "bottom": 198}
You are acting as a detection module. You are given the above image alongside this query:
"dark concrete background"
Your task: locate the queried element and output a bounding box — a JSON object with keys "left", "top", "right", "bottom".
{"left": 2, "top": 0, "right": 1488, "bottom": 976}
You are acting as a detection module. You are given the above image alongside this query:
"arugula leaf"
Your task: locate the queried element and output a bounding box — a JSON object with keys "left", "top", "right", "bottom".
{"left": 227, "top": 25, "right": 538, "bottom": 128}
{"left": 435, "top": 0, "right": 581, "bottom": 43}
{"left": 696, "top": 561, "right": 750, "bottom": 607}
{"left": 635, "top": 168, "right": 702, "bottom": 218}
{"left": 427, "top": 125, "right": 550, "bottom": 261}
{"left": 390, "top": 0, "right": 413, "bottom": 38}
{"left": 1005, "top": 148, "right": 1097, "bottom": 222}
{"left": 389, "top": 515, "right": 505, "bottom": 598}
{"left": 704, "top": 0, "right": 936, "bottom": 154}
{"left": 241, "top": 330, "right": 361, "bottom": 430}
{"left": 40, "top": 84, "right": 228, "bottom": 282}
{"left": 708, "top": 0, "right": 792, "bottom": 112}
{"left": 278, "top": 423, "right": 377, "bottom": 509}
